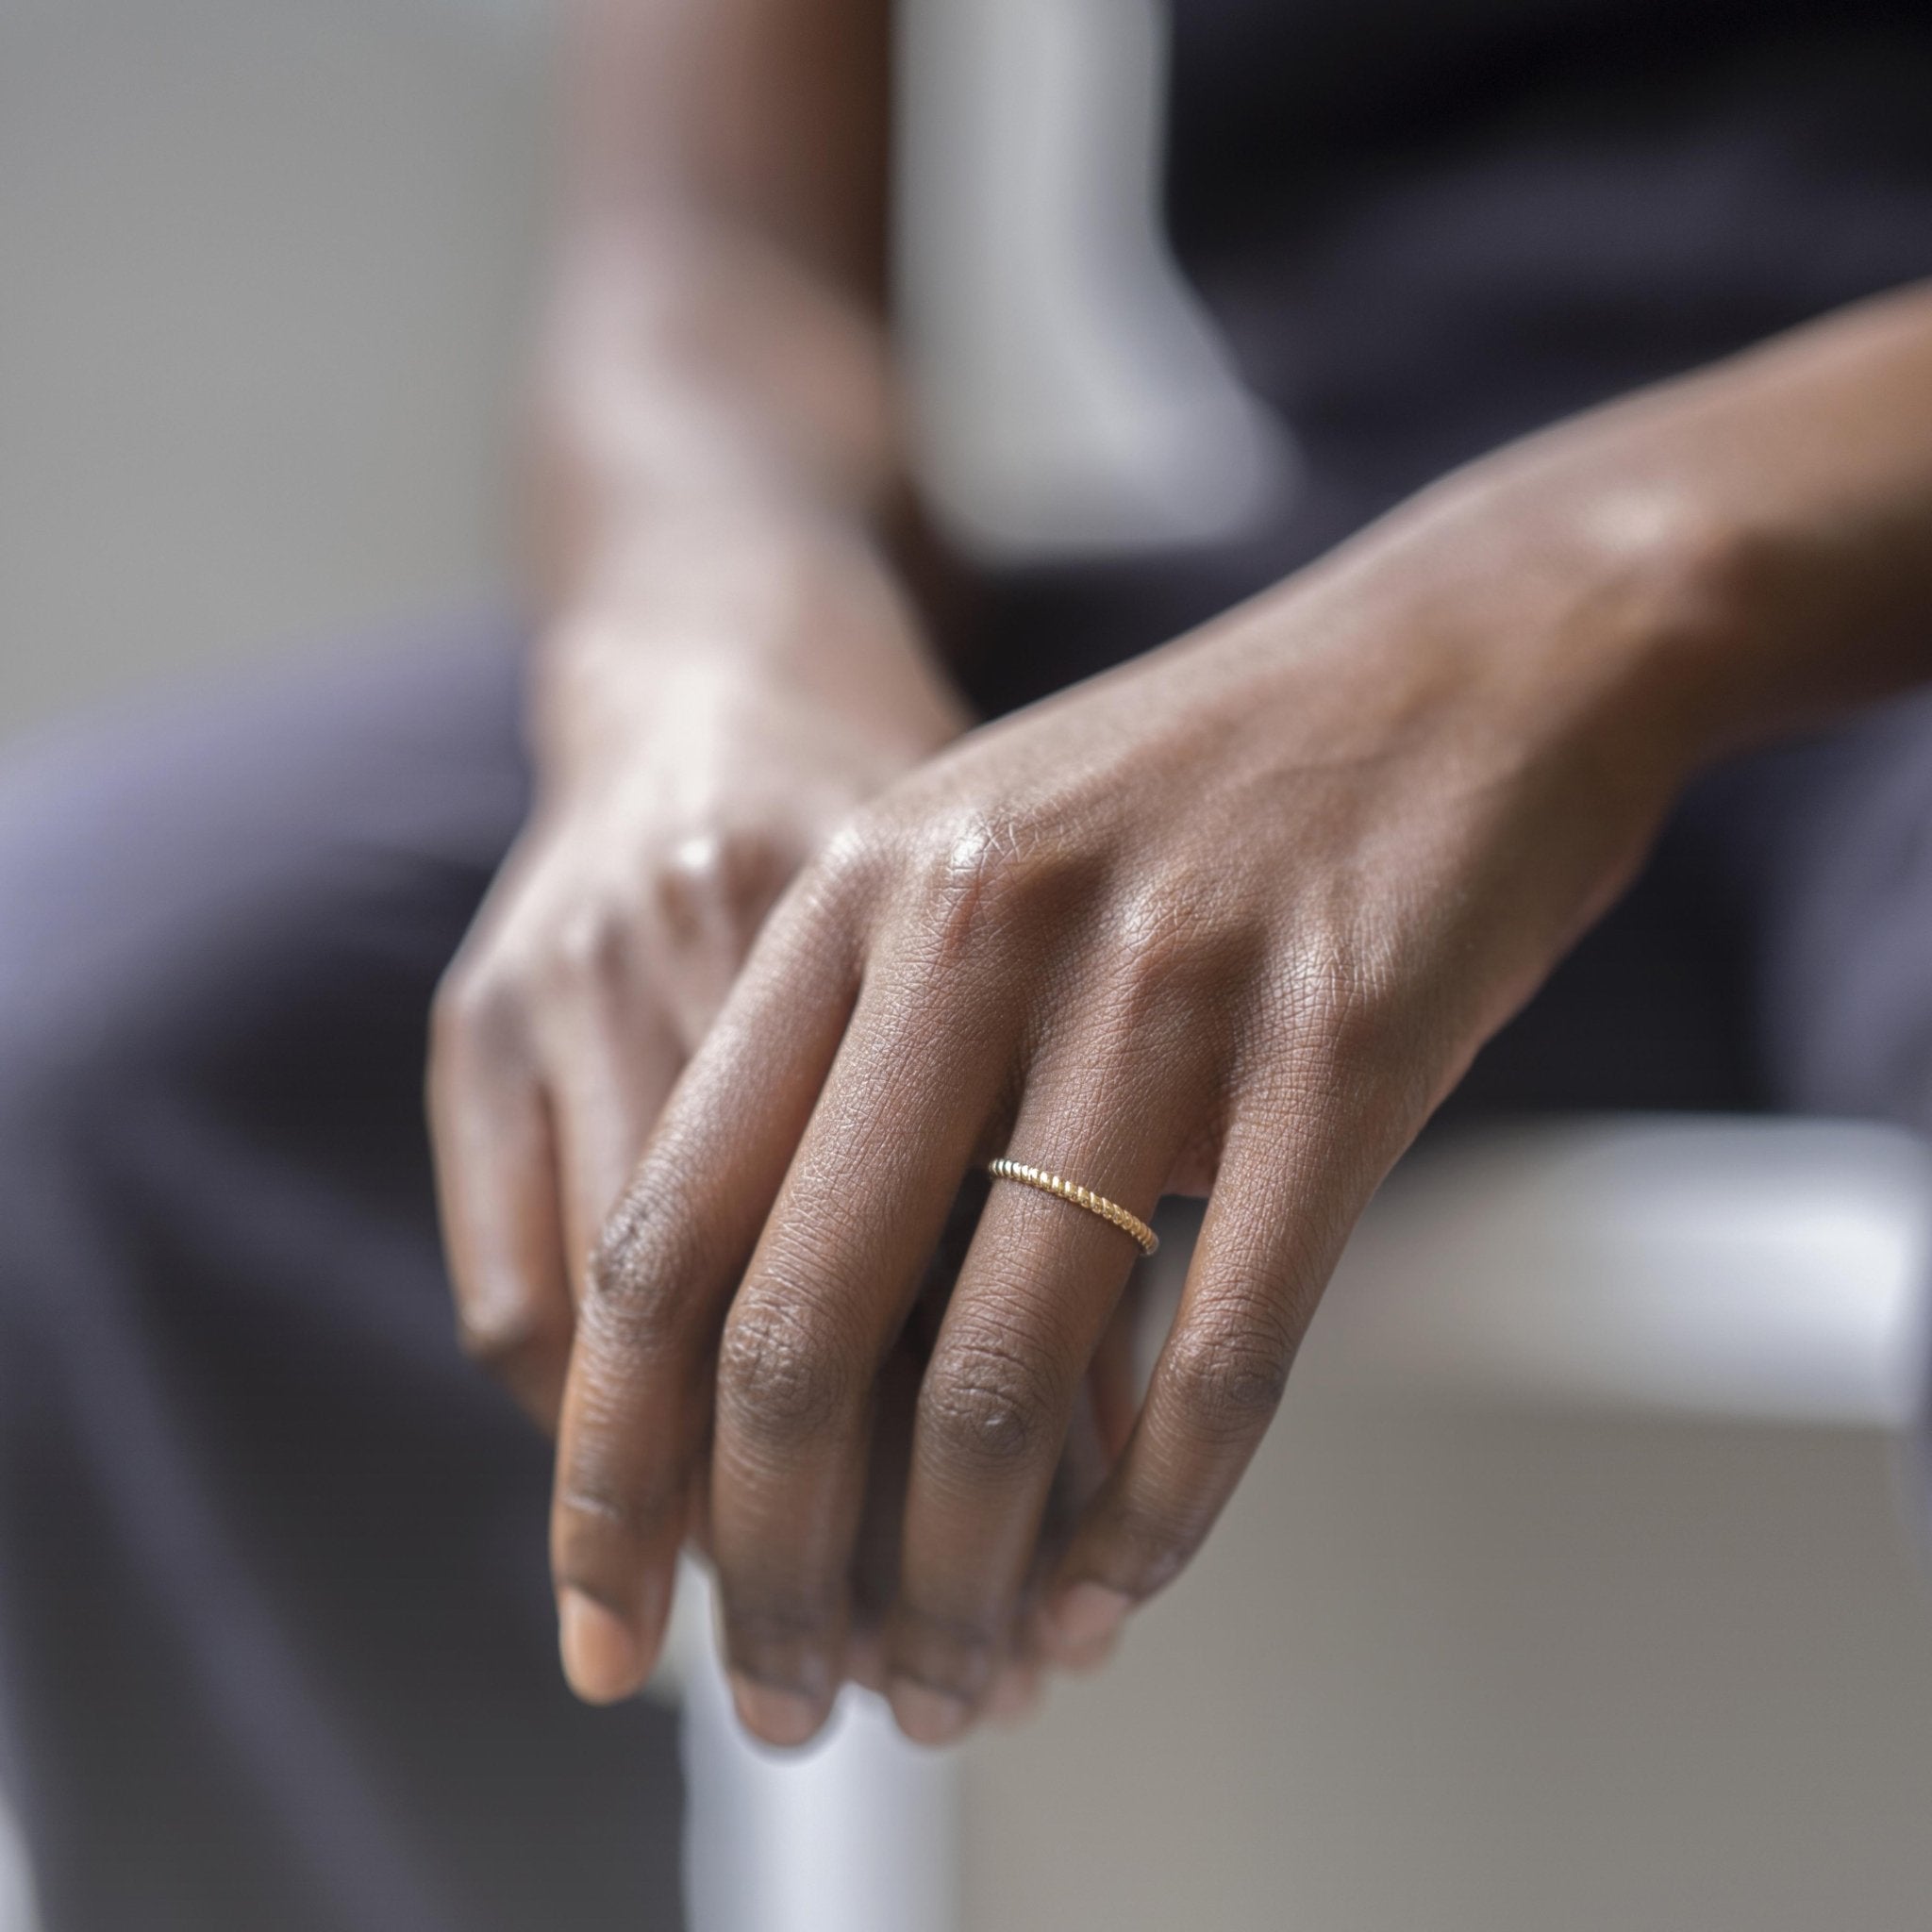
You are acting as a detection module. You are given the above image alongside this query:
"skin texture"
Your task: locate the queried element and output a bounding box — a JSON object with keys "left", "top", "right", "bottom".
{"left": 430, "top": 512, "right": 961, "bottom": 1427}
{"left": 427, "top": 0, "right": 1074, "bottom": 1713}
{"left": 545, "top": 286, "right": 1932, "bottom": 1745}
{"left": 430, "top": 0, "right": 916, "bottom": 1428}
{"left": 427, "top": 0, "right": 1932, "bottom": 1747}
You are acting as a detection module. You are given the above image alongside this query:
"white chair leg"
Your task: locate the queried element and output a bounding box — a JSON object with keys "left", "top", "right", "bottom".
{"left": 672, "top": 1563, "right": 961, "bottom": 1932}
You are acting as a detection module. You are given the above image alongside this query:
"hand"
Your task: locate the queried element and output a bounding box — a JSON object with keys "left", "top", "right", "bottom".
{"left": 546, "top": 428, "right": 1740, "bottom": 1742}
{"left": 807, "top": 1172, "right": 1146, "bottom": 1723}
{"left": 428, "top": 513, "right": 964, "bottom": 1427}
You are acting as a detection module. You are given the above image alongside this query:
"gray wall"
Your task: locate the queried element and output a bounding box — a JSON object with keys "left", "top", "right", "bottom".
{"left": 962, "top": 1384, "right": 1932, "bottom": 1931}
{"left": 0, "top": 0, "right": 549, "bottom": 740}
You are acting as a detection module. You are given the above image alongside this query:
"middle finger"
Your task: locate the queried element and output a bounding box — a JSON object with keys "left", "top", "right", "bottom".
{"left": 708, "top": 961, "right": 1018, "bottom": 1744}
{"left": 885, "top": 1033, "right": 1199, "bottom": 1741}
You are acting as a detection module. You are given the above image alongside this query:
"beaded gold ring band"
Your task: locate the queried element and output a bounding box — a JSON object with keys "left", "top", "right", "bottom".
{"left": 986, "top": 1158, "right": 1159, "bottom": 1257}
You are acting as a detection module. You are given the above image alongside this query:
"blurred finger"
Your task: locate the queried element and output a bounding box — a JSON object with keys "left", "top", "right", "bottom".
{"left": 545, "top": 999, "right": 683, "bottom": 1298}
{"left": 428, "top": 988, "right": 574, "bottom": 1428}
{"left": 1036, "top": 1102, "right": 1379, "bottom": 1665}
{"left": 650, "top": 827, "right": 799, "bottom": 1053}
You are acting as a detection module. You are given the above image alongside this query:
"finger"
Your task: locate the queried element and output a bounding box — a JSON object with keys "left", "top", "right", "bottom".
{"left": 545, "top": 1000, "right": 683, "bottom": 1298}
{"left": 990, "top": 1378, "right": 1118, "bottom": 1708}
{"left": 428, "top": 988, "right": 574, "bottom": 1428}
{"left": 1087, "top": 1283, "right": 1145, "bottom": 1464}
{"left": 649, "top": 827, "right": 798, "bottom": 1054}
{"left": 550, "top": 874, "right": 860, "bottom": 1704}
{"left": 1025, "top": 1375, "right": 1116, "bottom": 1626}
{"left": 884, "top": 1044, "right": 1188, "bottom": 1743}
{"left": 845, "top": 1188, "right": 981, "bottom": 1694}
{"left": 984, "top": 1657, "right": 1044, "bottom": 1726}
{"left": 842, "top": 1336, "right": 922, "bottom": 1695}
{"left": 708, "top": 970, "right": 1017, "bottom": 1747}
{"left": 1035, "top": 1102, "right": 1378, "bottom": 1666}
{"left": 847, "top": 1326, "right": 927, "bottom": 1642}
{"left": 926, "top": 1292, "right": 1125, "bottom": 1723}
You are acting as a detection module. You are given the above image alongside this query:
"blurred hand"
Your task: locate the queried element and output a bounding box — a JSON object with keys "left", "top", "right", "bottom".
{"left": 429, "top": 513, "right": 964, "bottom": 1429}
{"left": 546, "top": 434, "right": 1733, "bottom": 1743}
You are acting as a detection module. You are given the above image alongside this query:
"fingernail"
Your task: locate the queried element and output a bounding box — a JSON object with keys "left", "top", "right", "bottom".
{"left": 986, "top": 1663, "right": 1042, "bottom": 1726}
{"left": 889, "top": 1678, "right": 973, "bottom": 1747}
{"left": 558, "top": 1589, "right": 644, "bottom": 1704}
{"left": 1041, "top": 1582, "right": 1131, "bottom": 1669}
{"left": 730, "top": 1674, "right": 829, "bottom": 1749}
{"left": 1058, "top": 1629, "right": 1120, "bottom": 1674}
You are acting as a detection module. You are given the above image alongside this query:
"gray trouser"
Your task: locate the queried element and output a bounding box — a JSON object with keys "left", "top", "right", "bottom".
{"left": 0, "top": 620, "right": 682, "bottom": 1932}
{"left": 4, "top": 609, "right": 1932, "bottom": 1931}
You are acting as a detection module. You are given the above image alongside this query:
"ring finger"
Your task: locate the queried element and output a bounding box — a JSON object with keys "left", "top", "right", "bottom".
{"left": 885, "top": 1034, "right": 1203, "bottom": 1741}
{"left": 706, "top": 963, "right": 1020, "bottom": 1745}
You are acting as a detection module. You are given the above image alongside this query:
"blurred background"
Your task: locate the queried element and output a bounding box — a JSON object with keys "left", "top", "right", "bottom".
{"left": 0, "top": 0, "right": 547, "bottom": 741}
{"left": 8, "top": 3, "right": 1932, "bottom": 1928}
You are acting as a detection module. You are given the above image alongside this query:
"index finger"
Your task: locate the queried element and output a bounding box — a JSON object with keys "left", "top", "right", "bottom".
{"left": 549, "top": 872, "right": 860, "bottom": 1702}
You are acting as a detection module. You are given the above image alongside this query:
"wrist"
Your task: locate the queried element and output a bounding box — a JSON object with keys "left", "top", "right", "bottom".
{"left": 1451, "top": 288, "right": 1932, "bottom": 767}
{"left": 1266, "top": 289, "right": 1932, "bottom": 808}
{"left": 560, "top": 495, "right": 894, "bottom": 640}
{"left": 530, "top": 507, "right": 963, "bottom": 787}
{"left": 530, "top": 225, "right": 906, "bottom": 598}
{"left": 1252, "top": 453, "right": 1749, "bottom": 817}
{"left": 1304, "top": 429, "right": 1874, "bottom": 815}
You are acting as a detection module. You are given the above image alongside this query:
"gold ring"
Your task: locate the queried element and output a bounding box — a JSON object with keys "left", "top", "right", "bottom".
{"left": 986, "top": 1158, "right": 1159, "bottom": 1256}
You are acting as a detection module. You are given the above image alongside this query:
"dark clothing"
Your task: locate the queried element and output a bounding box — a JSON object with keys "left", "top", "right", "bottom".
{"left": 0, "top": 628, "right": 683, "bottom": 1932}
{"left": 1170, "top": 0, "right": 1932, "bottom": 518}
{"left": 8, "top": 4, "right": 1932, "bottom": 1926}
{"left": 969, "top": 2, "right": 1932, "bottom": 716}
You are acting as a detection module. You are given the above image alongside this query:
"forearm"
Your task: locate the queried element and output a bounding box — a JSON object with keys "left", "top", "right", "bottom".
{"left": 1354, "top": 280, "right": 1932, "bottom": 774}
{"left": 529, "top": 0, "right": 906, "bottom": 612}
{"left": 1637, "top": 278, "right": 1932, "bottom": 745}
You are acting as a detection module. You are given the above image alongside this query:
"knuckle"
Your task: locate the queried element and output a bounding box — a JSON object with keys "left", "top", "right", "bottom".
{"left": 548, "top": 904, "right": 629, "bottom": 988}
{"left": 1116, "top": 884, "right": 1201, "bottom": 991}
{"left": 455, "top": 1298, "right": 567, "bottom": 1379}
{"left": 655, "top": 827, "right": 793, "bottom": 941}
{"left": 718, "top": 1291, "right": 855, "bottom": 1448}
{"left": 807, "top": 815, "right": 884, "bottom": 912}
{"left": 1110, "top": 882, "right": 1252, "bottom": 1035}
{"left": 1160, "top": 1302, "right": 1294, "bottom": 1445}
{"left": 1289, "top": 925, "right": 1407, "bottom": 1065}
{"left": 1243, "top": 933, "right": 1391, "bottom": 1117}
{"left": 554, "top": 1474, "right": 661, "bottom": 1571}
{"left": 648, "top": 858, "right": 704, "bottom": 946}
{"left": 920, "top": 1325, "right": 1066, "bottom": 1476}
{"left": 583, "top": 1173, "right": 712, "bottom": 1357}
{"left": 908, "top": 808, "right": 1083, "bottom": 970}
{"left": 429, "top": 955, "right": 520, "bottom": 1058}
{"left": 554, "top": 1423, "right": 686, "bottom": 1565}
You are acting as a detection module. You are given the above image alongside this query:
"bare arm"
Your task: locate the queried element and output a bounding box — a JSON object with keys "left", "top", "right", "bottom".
{"left": 530, "top": 0, "right": 903, "bottom": 599}
{"left": 428, "top": 0, "right": 962, "bottom": 1454}
{"left": 550, "top": 278, "right": 1932, "bottom": 1741}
